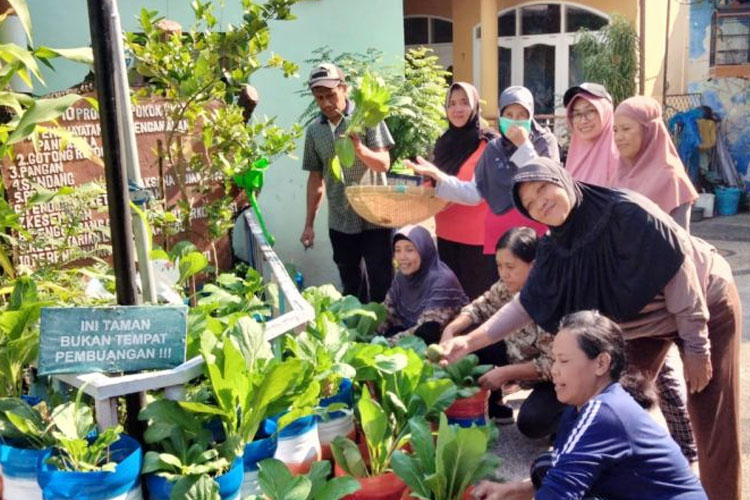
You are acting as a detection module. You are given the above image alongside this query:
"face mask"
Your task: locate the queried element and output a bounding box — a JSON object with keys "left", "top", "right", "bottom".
{"left": 499, "top": 117, "right": 531, "bottom": 136}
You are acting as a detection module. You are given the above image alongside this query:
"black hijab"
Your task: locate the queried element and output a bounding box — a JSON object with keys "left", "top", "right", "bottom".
{"left": 511, "top": 157, "right": 687, "bottom": 333}
{"left": 433, "top": 82, "right": 498, "bottom": 176}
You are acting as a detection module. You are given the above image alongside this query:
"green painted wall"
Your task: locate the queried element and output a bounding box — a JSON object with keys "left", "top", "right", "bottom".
{"left": 29, "top": 0, "right": 405, "bottom": 289}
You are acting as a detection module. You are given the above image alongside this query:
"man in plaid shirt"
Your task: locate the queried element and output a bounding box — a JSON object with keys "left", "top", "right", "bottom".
{"left": 300, "top": 63, "right": 395, "bottom": 302}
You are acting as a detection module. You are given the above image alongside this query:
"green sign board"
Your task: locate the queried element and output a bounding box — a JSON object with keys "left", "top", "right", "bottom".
{"left": 39, "top": 305, "right": 188, "bottom": 375}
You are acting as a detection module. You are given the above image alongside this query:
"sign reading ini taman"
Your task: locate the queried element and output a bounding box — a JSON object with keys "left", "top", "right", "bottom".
{"left": 38, "top": 305, "right": 187, "bottom": 375}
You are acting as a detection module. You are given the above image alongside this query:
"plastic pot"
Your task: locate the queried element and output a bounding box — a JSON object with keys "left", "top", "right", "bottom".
{"left": 242, "top": 419, "right": 278, "bottom": 497}
{"left": 319, "top": 379, "right": 356, "bottom": 460}
{"left": 146, "top": 457, "right": 243, "bottom": 500}
{"left": 445, "top": 389, "right": 489, "bottom": 420}
{"left": 334, "top": 463, "right": 406, "bottom": 500}
{"left": 273, "top": 415, "right": 321, "bottom": 475}
{"left": 0, "top": 441, "right": 46, "bottom": 500}
{"left": 37, "top": 434, "right": 143, "bottom": 500}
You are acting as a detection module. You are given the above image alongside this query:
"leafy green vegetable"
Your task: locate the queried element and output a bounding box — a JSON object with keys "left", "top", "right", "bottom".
{"left": 46, "top": 388, "right": 122, "bottom": 472}
{"left": 434, "top": 355, "right": 492, "bottom": 398}
{"left": 391, "top": 414, "right": 499, "bottom": 500}
{"left": 0, "top": 397, "right": 55, "bottom": 449}
{"left": 249, "top": 458, "right": 360, "bottom": 500}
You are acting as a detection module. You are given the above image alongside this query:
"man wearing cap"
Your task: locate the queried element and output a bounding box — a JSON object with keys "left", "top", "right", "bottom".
{"left": 300, "top": 62, "right": 395, "bottom": 303}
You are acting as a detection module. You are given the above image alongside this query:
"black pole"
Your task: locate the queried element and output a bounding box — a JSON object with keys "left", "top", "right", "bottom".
{"left": 87, "top": 0, "right": 143, "bottom": 438}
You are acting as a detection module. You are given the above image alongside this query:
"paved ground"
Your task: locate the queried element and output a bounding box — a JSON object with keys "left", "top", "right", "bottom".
{"left": 491, "top": 212, "right": 750, "bottom": 493}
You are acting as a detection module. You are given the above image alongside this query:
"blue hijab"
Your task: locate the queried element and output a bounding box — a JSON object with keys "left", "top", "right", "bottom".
{"left": 389, "top": 226, "right": 468, "bottom": 328}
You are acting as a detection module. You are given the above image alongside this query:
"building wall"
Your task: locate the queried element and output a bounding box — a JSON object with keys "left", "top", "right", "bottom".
{"left": 28, "top": 0, "right": 405, "bottom": 288}
{"left": 685, "top": 2, "right": 750, "bottom": 179}
{"left": 403, "top": 0, "right": 451, "bottom": 18}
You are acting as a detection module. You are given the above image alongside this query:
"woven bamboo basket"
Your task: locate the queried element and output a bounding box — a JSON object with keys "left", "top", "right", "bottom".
{"left": 345, "top": 184, "right": 448, "bottom": 228}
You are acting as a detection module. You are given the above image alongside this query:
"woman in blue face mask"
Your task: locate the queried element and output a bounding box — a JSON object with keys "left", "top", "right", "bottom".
{"left": 407, "top": 86, "right": 560, "bottom": 255}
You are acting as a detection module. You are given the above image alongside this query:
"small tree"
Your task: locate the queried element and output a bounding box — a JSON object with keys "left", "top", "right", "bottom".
{"left": 125, "top": 0, "right": 302, "bottom": 257}
{"left": 575, "top": 14, "right": 638, "bottom": 105}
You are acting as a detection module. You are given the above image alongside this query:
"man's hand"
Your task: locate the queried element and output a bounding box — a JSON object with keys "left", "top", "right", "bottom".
{"left": 505, "top": 126, "right": 529, "bottom": 147}
{"left": 300, "top": 226, "right": 315, "bottom": 249}
{"left": 479, "top": 366, "right": 508, "bottom": 391}
{"left": 683, "top": 352, "right": 712, "bottom": 393}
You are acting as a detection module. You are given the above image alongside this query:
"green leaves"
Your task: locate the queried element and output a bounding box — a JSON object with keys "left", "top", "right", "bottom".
{"left": 178, "top": 252, "right": 209, "bottom": 285}
{"left": 170, "top": 473, "right": 221, "bottom": 500}
{"left": 0, "top": 397, "right": 55, "bottom": 449}
{"left": 436, "top": 355, "right": 492, "bottom": 398}
{"left": 330, "top": 436, "right": 367, "bottom": 479}
{"left": 254, "top": 458, "right": 360, "bottom": 500}
{"left": 334, "top": 136, "right": 356, "bottom": 168}
{"left": 391, "top": 415, "right": 499, "bottom": 500}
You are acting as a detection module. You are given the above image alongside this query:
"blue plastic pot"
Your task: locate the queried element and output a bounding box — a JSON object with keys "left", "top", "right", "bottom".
{"left": 0, "top": 441, "right": 47, "bottom": 500}
{"left": 447, "top": 416, "right": 488, "bottom": 428}
{"left": 318, "top": 378, "right": 353, "bottom": 420}
{"left": 715, "top": 187, "right": 742, "bottom": 216}
{"left": 145, "top": 457, "right": 243, "bottom": 500}
{"left": 243, "top": 419, "right": 278, "bottom": 472}
{"left": 36, "top": 434, "right": 142, "bottom": 500}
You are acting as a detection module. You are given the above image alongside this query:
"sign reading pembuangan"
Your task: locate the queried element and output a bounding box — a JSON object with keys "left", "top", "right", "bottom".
{"left": 38, "top": 305, "right": 188, "bottom": 375}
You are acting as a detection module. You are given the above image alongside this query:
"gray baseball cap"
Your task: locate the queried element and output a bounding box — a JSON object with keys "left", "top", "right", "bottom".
{"left": 308, "top": 63, "right": 345, "bottom": 89}
{"left": 563, "top": 82, "right": 612, "bottom": 107}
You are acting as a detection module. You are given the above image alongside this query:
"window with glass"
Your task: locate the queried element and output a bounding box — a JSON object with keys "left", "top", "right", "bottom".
{"left": 521, "top": 4, "right": 561, "bottom": 35}
{"left": 405, "top": 16, "right": 453, "bottom": 45}
{"left": 711, "top": 8, "right": 750, "bottom": 66}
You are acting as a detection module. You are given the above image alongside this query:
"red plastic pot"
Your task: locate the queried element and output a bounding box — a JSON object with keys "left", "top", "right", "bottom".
{"left": 321, "top": 427, "right": 357, "bottom": 461}
{"left": 445, "top": 389, "right": 489, "bottom": 420}
{"left": 334, "top": 463, "right": 407, "bottom": 500}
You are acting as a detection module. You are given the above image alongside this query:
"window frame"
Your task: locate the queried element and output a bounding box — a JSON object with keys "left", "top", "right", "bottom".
{"left": 404, "top": 14, "right": 454, "bottom": 46}
{"left": 710, "top": 6, "right": 750, "bottom": 77}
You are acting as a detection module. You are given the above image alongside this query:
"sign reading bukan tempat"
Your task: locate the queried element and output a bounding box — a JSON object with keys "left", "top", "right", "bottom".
{"left": 38, "top": 305, "right": 188, "bottom": 375}
{"left": 0, "top": 84, "right": 240, "bottom": 271}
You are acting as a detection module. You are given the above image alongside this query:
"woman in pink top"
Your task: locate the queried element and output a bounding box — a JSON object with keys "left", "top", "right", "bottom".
{"left": 432, "top": 82, "right": 500, "bottom": 299}
{"left": 614, "top": 96, "right": 699, "bottom": 232}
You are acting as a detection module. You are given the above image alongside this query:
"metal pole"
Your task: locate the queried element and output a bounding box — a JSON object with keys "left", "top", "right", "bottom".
{"left": 87, "top": 0, "right": 137, "bottom": 306}
{"left": 109, "top": 4, "right": 157, "bottom": 304}
{"left": 87, "top": 0, "right": 144, "bottom": 439}
{"left": 662, "top": 0, "right": 672, "bottom": 105}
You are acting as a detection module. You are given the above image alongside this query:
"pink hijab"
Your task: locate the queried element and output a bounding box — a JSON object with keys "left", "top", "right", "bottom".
{"left": 565, "top": 95, "right": 619, "bottom": 187}
{"left": 614, "top": 96, "right": 698, "bottom": 214}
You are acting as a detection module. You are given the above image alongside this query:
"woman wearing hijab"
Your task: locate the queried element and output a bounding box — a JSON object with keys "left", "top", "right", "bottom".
{"left": 614, "top": 96, "right": 699, "bottom": 232}
{"left": 407, "top": 86, "right": 557, "bottom": 254}
{"left": 378, "top": 225, "right": 468, "bottom": 344}
{"left": 563, "top": 82, "right": 619, "bottom": 186}
{"left": 432, "top": 82, "right": 500, "bottom": 299}
{"left": 439, "top": 157, "right": 741, "bottom": 500}
{"left": 565, "top": 85, "right": 698, "bottom": 466}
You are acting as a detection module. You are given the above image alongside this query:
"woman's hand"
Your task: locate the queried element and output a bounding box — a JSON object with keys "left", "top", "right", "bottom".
{"left": 473, "top": 480, "right": 534, "bottom": 500}
{"left": 505, "top": 126, "right": 529, "bottom": 147}
{"left": 404, "top": 156, "right": 446, "bottom": 183}
{"left": 440, "top": 335, "right": 472, "bottom": 364}
{"left": 683, "top": 352, "right": 713, "bottom": 393}
{"left": 479, "top": 366, "right": 509, "bottom": 391}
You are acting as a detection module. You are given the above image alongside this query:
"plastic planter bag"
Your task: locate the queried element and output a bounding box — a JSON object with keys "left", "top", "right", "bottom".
{"left": 36, "top": 435, "right": 142, "bottom": 500}
{"left": 445, "top": 388, "right": 489, "bottom": 428}
{"left": 145, "top": 457, "right": 243, "bottom": 500}
{"left": 0, "top": 442, "right": 46, "bottom": 500}
{"left": 318, "top": 379, "right": 356, "bottom": 460}
{"left": 242, "top": 419, "right": 278, "bottom": 497}
{"left": 273, "top": 415, "right": 321, "bottom": 475}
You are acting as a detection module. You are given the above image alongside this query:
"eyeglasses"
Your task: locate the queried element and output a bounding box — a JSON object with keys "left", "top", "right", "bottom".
{"left": 570, "top": 109, "right": 598, "bottom": 123}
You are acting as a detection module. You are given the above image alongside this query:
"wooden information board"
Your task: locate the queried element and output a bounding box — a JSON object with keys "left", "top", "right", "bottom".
{"left": 0, "top": 84, "right": 240, "bottom": 271}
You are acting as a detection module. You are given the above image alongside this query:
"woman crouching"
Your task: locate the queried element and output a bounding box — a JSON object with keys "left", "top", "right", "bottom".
{"left": 474, "top": 311, "right": 707, "bottom": 500}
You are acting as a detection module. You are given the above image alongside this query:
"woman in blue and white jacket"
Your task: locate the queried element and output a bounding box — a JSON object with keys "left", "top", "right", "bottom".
{"left": 473, "top": 310, "right": 707, "bottom": 500}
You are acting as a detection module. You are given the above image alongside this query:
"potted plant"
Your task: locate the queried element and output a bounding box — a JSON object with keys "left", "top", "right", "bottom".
{"left": 35, "top": 390, "right": 142, "bottom": 500}
{"left": 250, "top": 458, "right": 360, "bottom": 500}
{"left": 139, "top": 399, "right": 242, "bottom": 500}
{"left": 391, "top": 415, "right": 499, "bottom": 500}
{"left": 0, "top": 397, "right": 56, "bottom": 500}
{"left": 434, "top": 355, "right": 492, "bottom": 426}
{"left": 330, "top": 344, "right": 457, "bottom": 500}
